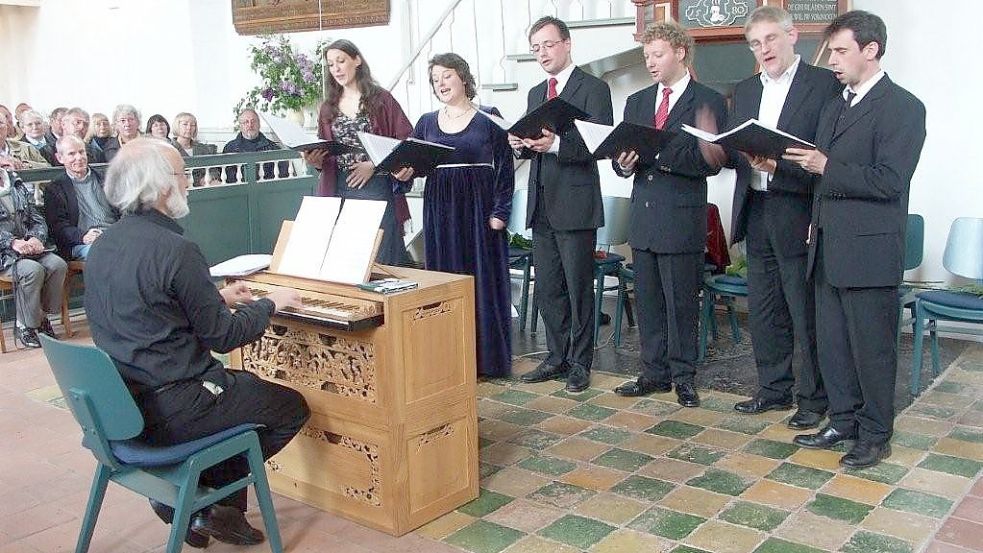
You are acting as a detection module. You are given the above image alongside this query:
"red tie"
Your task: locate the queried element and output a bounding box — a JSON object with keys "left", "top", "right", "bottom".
{"left": 653, "top": 87, "right": 673, "bottom": 129}
{"left": 547, "top": 77, "right": 558, "bottom": 100}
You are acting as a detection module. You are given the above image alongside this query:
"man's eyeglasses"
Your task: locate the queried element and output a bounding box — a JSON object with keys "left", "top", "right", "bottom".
{"left": 748, "top": 33, "right": 783, "bottom": 52}
{"left": 530, "top": 39, "right": 566, "bottom": 54}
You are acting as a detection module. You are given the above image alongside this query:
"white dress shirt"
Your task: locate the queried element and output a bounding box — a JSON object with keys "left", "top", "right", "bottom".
{"left": 752, "top": 56, "right": 800, "bottom": 191}
{"left": 545, "top": 63, "right": 578, "bottom": 155}
{"left": 845, "top": 69, "right": 885, "bottom": 106}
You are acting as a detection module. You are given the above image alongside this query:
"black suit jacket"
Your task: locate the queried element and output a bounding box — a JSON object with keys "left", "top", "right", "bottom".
{"left": 43, "top": 169, "right": 118, "bottom": 258}
{"left": 522, "top": 66, "right": 613, "bottom": 231}
{"left": 808, "top": 75, "right": 926, "bottom": 288}
{"left": 616, "top": 80, "right": 727, "bottom": 254}
{"left": 730, "top": 62, "right": 840, "bottom": 256}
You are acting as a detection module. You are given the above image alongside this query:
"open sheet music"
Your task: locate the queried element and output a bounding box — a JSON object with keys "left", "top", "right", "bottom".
{"left": 260, "top": 111, "right": 359, "bottom": 154}
{"left": 574, "top": 120, "right": 676, "bottom": 160}
{"left": 681, "top": 118, "right": 816, "bottom": 159}
{"left": 274, "top": 196, "right": 386, "bottom": 284}
{"left": 508, "top": 97, "right": 590, "bottom": 139}
{"left": 357, "top": 132, "right": 455, "bottom": 176}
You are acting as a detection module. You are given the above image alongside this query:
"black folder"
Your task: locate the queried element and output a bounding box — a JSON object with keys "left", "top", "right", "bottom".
{"left": 292, "top": 140, "right": 361, "bottom": 154}
{"left": 358, "top": 132, "right": 455, "bottom": 176}
{"left": 509, "top": 97, "right": 590, "bottom": 139}
{"left": 575, "top": 120, "right": 676, "bottom": 160}
{"left": 682, "top": 119, "right": 816, "bottom": 160}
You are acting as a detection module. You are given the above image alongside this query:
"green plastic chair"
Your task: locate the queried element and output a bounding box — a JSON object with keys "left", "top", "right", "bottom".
{"left": 39, "top": 335, "right": 283, "bottom": 553}
{"left": 699, "top": 273, "right": 748, "bottom": 362}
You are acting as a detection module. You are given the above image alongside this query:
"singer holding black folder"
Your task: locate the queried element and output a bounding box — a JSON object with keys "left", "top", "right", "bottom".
{"left": 510, "top": 16, "right": 613, "bottom": 393}
{"left": 393, "top": 53, "right": 514, "bottom": 378}
{"left": 611, "top": 22, "right": 726, "bottom": 407}
{"left": 304, "top": 39, "right": 412, "bottom": 266}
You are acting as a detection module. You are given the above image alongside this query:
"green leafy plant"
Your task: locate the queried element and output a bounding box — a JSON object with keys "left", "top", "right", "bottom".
{"left": 235, "top": 35, "right": 326, "bottom": 121}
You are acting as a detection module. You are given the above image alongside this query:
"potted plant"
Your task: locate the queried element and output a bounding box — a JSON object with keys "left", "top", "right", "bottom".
{"left": 236, "top": 35, "right": 327, "bottom": 127}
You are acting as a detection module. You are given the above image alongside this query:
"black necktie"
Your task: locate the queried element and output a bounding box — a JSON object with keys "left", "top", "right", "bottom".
{"left": 832, "top": 91, "right": 857, "bottom": 135}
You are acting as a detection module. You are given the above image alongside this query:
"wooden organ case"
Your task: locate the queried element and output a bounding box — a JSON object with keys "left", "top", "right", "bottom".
{"left": 230, "top": 267, "right": 478, "bottom": 536}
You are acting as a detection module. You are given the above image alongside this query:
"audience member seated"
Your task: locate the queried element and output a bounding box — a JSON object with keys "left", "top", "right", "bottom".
{"left": 0, "top": 105, "right": 20, "bottom": 140}
{"left": 89, "top": 112, "right": 113, "bottom": 154}
{"left": 222, "top": 108, "right": 288, "bottom": 183}
{"left": 42, "top": 108, "right": 106, "bottom": 165}
{"left": 14, "top": 103, "right": 32, "bottom": 120}
{"left": 44, "top": 136, "right": 118, "bottom": 261}
{"left": 18, "top": 110, "right": 50, "bottom": 155}
{"left": 0, "top": 168, "right": 68, "bottom": 349}
{"left": 0, "top": 112, "right": 49, "bottom": 170}
{"left": 171, "top": 112, "right": 219, "bottom": 186}
{"left": 102, "top": 104, "right": 142, "bottom": 162}
{"left": 45, "top": 107, "right": 68, "bottom": 147}
{"left": 146, "top": 114, "right": 170, "bottom": 140}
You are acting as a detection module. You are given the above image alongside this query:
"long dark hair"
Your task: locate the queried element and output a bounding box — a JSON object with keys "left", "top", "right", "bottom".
{"left": 322, "top": 39, "right": 384, "bottom": 123}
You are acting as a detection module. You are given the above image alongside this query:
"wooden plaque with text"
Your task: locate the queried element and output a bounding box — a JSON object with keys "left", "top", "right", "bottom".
{"left": 232, "top": 0, "right": 390, "bottom": 35}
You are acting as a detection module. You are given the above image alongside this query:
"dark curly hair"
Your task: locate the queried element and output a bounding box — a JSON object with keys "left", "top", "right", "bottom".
{"left": 321, "top": 39, "right": 384, "bottom": 123}
{"left": 427, "top": 53, "right": 477, "bottom": 101}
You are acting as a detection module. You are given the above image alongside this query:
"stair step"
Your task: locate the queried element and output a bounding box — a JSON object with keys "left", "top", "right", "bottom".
{"left": 506, "top": 53, "right": 536, "bottom": 62}
{"left": 568, "top": 17, "right": 636, "bottom": 29}
{"left": 480, "top": 82, "right": 519, "bottom": 91}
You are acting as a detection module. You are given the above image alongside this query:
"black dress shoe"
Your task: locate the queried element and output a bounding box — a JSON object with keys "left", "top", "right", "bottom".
{"left": 565, "top": 365, "right": 590, "bottom": 393}
{"left": 37, "top": 318, "right": 58, "bottom": 339}
{"left": 840, "top": 441, "right": 891, "bottom": 468}
{"left": 190, "top": 504, "right": 265, "bottom": 546}
{"left": 787, "top": 409, "right": 826, "bottom": 430}
{"left": 599, "top": 312, "right": 611, "bottom": 325}
{"left": 614, "top": 377, "right": 671, "bottom": 397}
{"left": 149, "top": 499, "right": 210, "bottom": 549}
{"left": 520, "top": 362, "right": 568, "bottom": 383}
{"left": 16, "top": 326, "right": 41, "bottom": 348}
{"left": 793, "top": 424, "right": 857, "bottom": 450}
{"left": 734, "top": 396, "right": 793, "bottom": 414}
{"left": 675, "top": 382, "right": 701, "bottom": 408}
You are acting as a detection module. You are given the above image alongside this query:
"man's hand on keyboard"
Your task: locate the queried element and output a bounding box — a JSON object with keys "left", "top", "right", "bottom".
{"left": 220, "top": 281, "right": 254, "bottom": 307}
{"left": 266, "top": 288, "right": 303, "bottom": 312}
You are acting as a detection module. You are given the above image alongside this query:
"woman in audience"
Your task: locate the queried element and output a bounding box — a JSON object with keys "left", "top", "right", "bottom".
{"left": 393, "top": 53, "right": 514, "bottom": 377}
{"left": 171, "top": 112, "right": 219, "bottom": 186}
{"left": 146, "top": 114, "right": 170, "bottom": 140}
{"left": 18, "top": 110, "right": 49, "bottom": 150}
{"left": 102, "top": 104, "right": 142, "bottom": 162}
{"left": 304, "top": 39, "right": 412, "bottom": 266}
{"left": 88, "top": 113, "right": 113, "bottom": 154}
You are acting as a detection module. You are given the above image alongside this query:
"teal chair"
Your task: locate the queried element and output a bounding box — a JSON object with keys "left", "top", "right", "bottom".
{"left": 508, "top": 189, "right": 535, "bottom": 331}
{"left": 593, "top": 196, "right": 631, "bottom": 345}
{"left": 897, "top": 214, "right": 925, "bottom": 346}
{"left": 39, "top": 335, "right": 283, "bottom": 553}
{"left": 910, "top": 217, "right": 983, "bottom": 395}
{"left": 699, "top": 273, "right": 748, "bottom": 362}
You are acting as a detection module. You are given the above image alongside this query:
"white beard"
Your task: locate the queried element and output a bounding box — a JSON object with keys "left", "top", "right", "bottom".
{"left": 166, "top": 191, "right": 190, "bottom": 219}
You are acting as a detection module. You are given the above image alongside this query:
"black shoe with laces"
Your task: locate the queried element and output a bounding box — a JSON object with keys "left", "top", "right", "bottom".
{"left": 148, "top": 499, "right": 210, "bottom": 549}
{"left": 37, "top": 318, "right": 58, "bottom": 339}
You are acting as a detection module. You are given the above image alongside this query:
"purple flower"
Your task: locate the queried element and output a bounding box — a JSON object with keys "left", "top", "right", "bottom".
{"left": 261, "top": 87, "right": 275, "bottom": 101}
{"left": 301, "top": 69, "right": 314, "bottom": 81}
{"left": 281, "top": 82, "right": 299, "bottom": 96}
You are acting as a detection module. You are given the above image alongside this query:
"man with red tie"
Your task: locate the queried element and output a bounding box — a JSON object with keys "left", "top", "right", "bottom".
{"left": 611, "top": 21, "right": 727, "bottom": 406}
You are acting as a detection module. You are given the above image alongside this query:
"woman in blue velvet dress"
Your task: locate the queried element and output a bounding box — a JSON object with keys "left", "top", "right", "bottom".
{"left": 394, "top": 53, "right": 514, "bottom": 377}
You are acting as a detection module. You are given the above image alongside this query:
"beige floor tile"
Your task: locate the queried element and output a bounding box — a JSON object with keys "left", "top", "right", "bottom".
{"left": 477, "top": 381, "right": 508, "bottom": 398}
{"left": 684, "top": 520, "right": 764, "bottom": 553}
{"left": 894, "top": 415, "right": 956, "bottom": 437}
{"left": 482, "top": 466, "right": 552, "bottom": 498}
{"left": 935, "top": 438, "right": 983, "bottom": 461}
{"left": 820, "top": 473, "right": 893, "bottom": 505}
{"left": 479, "top": 419, "right": 525, "bottom": 442}
{"left": 669, "top": 408, "right": 727, "bottom": 427}
{"left": 479, "top": 399, "right": 517, "bottom": 419}
{"left": 561, "top": 465, "right": 627, "bottom": 491}
{"left": 574, "top": 493, "right": 649, "bottom": 525}
{"left": 788, "top": 447, "right": 844, "bottom": 471}
{"left": 621, "top": 433, "right": 681, "bottom": 457}
{"left": 659, "top": 486, "right": 732, "bottom": 518}
{"left": 484, "top": 498, "right": 564, "bottom": 533}
{"left": 591, "top": 372, "right": 633, "bottom": 389}
{"left": 525, "top": 395, "right": 579, "bottom": 414}
{"left": 482, "top": 442, "right": 533, "bottom": 465}
{"left": 900, "top": 467, "right": 973, "bottom": 499}
{"left": 23, "top": 385, "right": 62, "bottom": 403}
{"left": 511, "top": 379, "right": 567, "bottom": 395}
{"left": 757, "top": 423, "right": 802, "bottom": 442}
{"left": 715, "top": 452, "right": 781, "bottom": 479}
{"left": 590, "top": 528, "right": 674, "bottom": 553}
{"left": 604, "top": 411, "right": 658, "bottom": 431}
{"left": 589, "top": 393, "right": 642, "bottom": 410}
{"left": 547, "top": 437, "right": 611, "bottom": 462}
{"left": 776, "top": 511, "right": 855, "bottom": 551}
{"left": 537, "top": 416, "right": 593, "bottom": 436}
{"left": 692, "top": 429, "right": 753, "bottom": 450}
{"left": 414, "top": 511, "right": 475, "bottom": 540}
{"left": 860, "top": 506, "right": 939, "bottom": 544}
{"left": 920, "top": 392, "right": 976, "bottom": 410}
{"left": 740, "top": 479, "right": 813, "bottom": 510}
{"left": 638, "top": 458, "right": 707, "bottom": 483}
{"left": 887, "top": 445, "right": 928, "bottom": 467}
{"left": 505, "top": 535, "right": 581, "bottom": 553}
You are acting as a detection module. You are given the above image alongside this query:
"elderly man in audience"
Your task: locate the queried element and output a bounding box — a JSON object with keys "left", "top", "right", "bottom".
{"left": 44, "top": 136, "right": 118, "bottom": 261}
{"left": 172, "top": 112, "right": 220, "bottom": 186}
{"left": 18, "top": 110, "right": 50, "bottom": 153}
{"left": 0, "top": 112, "right": 49, "bottom": 170}
{"left": 222, "top": 108, "right": 288, "bottom": 183}
{"left": 45, "top": 107, "right": 68, "bottom": 147}
{"left": 42, "top": 108, "right": 106, "bottom": 165}
{"left": 0, "top": 168, "right": 68, "bottom": 348}
{"left": 102, "top": 104, "right": 142, "bottom": 162}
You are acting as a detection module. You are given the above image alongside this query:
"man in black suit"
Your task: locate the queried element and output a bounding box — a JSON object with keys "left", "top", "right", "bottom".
{"left": 611, "top": 21, "right": 727, "bottom": 407}
{"left": 512, "top": 16, "right": 613, "bottom": 393}
{"left": 785, "top": 10, "right": 926, "bottom": 468}
{"left": 729, "top": 6, "right": 840, "bottom": 429}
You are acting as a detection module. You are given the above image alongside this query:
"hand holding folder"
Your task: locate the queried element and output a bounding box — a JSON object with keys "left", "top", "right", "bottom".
{"left": 500, "top": 97, "right": 590, "bottom": 139}
{"left": 681, "top": 118, "right": 816, "bottom": 160}
{"left": 357, "top": 132, "right": 455, "bottom": 176}
{"left": 574, "top": 120, "right": 676, "bottom": 160}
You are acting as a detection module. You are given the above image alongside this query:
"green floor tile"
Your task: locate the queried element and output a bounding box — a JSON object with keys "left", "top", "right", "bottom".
{"left": 444, "top": 520, "right": 526, "bottom": 553}
{"left": 908, "top": 404, "right": 957, "bottom": 420}
{"left": 479, "top": 437, "right": 494, "bottom": 449}
{"left": 964, "top": 360, "right": 983, "bottom": 372}
{"left": 806, "top": 493, "right": 874, "bottom": 524}
{"left": 579, "top": 426, "right": 633, "bottom": 445}
{"left": 753, "top": 538, "right": 825, "bottom": 553}
{"left": 697, "top": 395, "right": 737, "bottom": 413}
{"left": 881, "top": 488, "right": 954, "bottom": 518}
{"left": 508, "top": 429, "right": 564, "bottom": 450}
{"left": 743, "top": 439, "right": 799, "bottom": 460}
{"left": 633, "top": 398, "right": 682, "bottom": 416}
{"left": 629, "top": 507, "right": 706, "bottom": 539}
{"left": 672, "top": 547, "right": 713, "bottom": 553}
{"left": 766, "top": 463, "right": 835, "bottom": 490}
{"left": 917, "top": 453, "right": 983, "bottom": 478}
{"left": 517, "top": 454, "right": 578, "bottom": 476}
{"left": 499, "top": 408, "right": 554, "bottom": 425}
{"left": 610, "top": 474, "right": 676, "bottom": 502}
{"left": 647, "top": 420, "right": 705, "bottom": 439}
{"left": 840, "top": 531, "right": 913, "bottom": 553}
{"left": 593, "top": 447, "right": 655, "bottom": 472}
{"left": 933, "top": 381, "right": 968, "bottom": 394}
{"left": 458, "top": 489, "right": 514, "bottom": 517}
{"left": 537, "top": 514, "right": 615, "bottom": 549}
{"left": 551, "top": 388, "right": 604, "bottom": 402}
{"left": 716, "top": 416, "right": 772, "bottom": 435}
{"left": 719, "top": 501, "right": 790, "bottom": 531}
{"left": 843, "top": 462, "right": 909, "bottom": 485}
{"left": 974, "top": 399, "right": 983, "bottom": 411}
{"left": 950, "top": 426, "right": 983, "bottom": 443}
{"left": 891, "top": 431, "right": 937, "bottom": 450}
{"left": 686, "top": 468, "right": 751, "bottom": 496}
{"left": 667, "top": 443, "right": 726, "bottom": 466}
{"left": 492, "top": 389, "right": 540, "bottom": 406}
{"left": 527, "top": 481, "right": 596, "bottom": 509}
{"left": 480, "top": 462, "right": 503, "bottom": 479}
{"left": 568, "top": 403, "right": 617, "bottom": 421}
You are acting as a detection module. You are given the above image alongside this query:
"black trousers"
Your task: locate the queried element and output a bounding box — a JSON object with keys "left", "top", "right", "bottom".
{"left": 745, "top": 196, "right": 825, "bottom": 411}
{"left": 632, "top": 248, "right": 702, "bottom": 384}
{"left": 138, "top": 370, "right": 310, "bottom": 512}
{"left": 531, "top": 193, "right": 596, "bottom": 370}
{"left": 814, "top": 242, "right": 898, "bottom": 444}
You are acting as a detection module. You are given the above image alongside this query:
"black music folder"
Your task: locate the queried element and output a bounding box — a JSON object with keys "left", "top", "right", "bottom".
{"left": 357, "top": 132, "right": 455, "bottom": 176}
{"left": 508, "top": 97, "right": 590, "bottom": 139}
{"left": 260, "top": 111, "right": 360, "bottom": 154}
{"left": 575, "top": 120, "right": 676, "bottom": 160}
{"left": 681, "top": 119, "right": 816, "bottom": 160}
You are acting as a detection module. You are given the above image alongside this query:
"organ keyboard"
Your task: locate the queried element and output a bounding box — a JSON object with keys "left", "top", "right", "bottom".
{"left": 245, "top": 280, "right": 384, "bottom": 331}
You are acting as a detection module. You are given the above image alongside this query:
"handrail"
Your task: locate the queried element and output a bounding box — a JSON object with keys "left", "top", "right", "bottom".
{"left": 387, "top": 0, "right": 466, "bottom": 90}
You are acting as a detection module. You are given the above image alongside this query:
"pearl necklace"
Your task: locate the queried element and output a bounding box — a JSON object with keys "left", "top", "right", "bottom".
{"left": 443, "top": 105, "right": 474, "bottom": 119}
